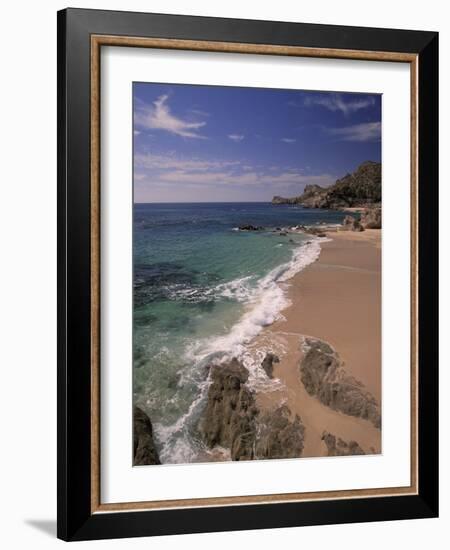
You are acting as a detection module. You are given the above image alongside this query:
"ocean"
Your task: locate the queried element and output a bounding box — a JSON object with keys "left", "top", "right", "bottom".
{"left": 133, "top": 202, "right": 347, "bottom": 463}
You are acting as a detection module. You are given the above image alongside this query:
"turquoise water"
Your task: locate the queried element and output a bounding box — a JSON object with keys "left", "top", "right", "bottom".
{"left": 133, "top": 202, "right": 346, "bottom": 463}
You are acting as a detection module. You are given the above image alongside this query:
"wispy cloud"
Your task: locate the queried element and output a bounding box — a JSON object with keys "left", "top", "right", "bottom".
{"left": 304, "top": 93, "right": 376, "bottom": 116}
{"left": 135, "top": 153, "right": 239, "bottom": 172}
{"left": 134, "top": 152, "right": 335, "bottom": 191}
{"left": 188, "top": 108, "right": 210, "bottom": 117}
{"left": 281, "top": 138, "right": 296, "bottom": 143}
{"left": 327, "top": 122, "right": 381, "bottom": 142}
{"left": 228, "top": 134, "right": 245, "bottom": 142}
{"left": 134, "top": 94, "right": 207, "bottom": 139}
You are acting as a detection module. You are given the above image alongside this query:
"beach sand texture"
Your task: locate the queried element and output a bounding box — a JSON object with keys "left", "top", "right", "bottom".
{"left": 255, "top": 229, "right": 381, "bottom": 458}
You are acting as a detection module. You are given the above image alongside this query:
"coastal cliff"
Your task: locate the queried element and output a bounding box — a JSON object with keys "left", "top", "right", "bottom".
{"left": 272, "top": 161, "right": 381, "bottom": 209}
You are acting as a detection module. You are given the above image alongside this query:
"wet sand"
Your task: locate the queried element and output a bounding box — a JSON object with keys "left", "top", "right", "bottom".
{"left": 255, "top": 229, "right": 381, "bottom": 457}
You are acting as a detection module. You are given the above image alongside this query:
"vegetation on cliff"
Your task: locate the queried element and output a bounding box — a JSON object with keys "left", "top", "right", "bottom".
{"left": 272, "top": 161, "right": 381, "bottom": 209}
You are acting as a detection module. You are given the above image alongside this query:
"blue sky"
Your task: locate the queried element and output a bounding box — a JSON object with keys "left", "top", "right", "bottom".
{"left": 133, "top": 82, "right": 381, "bottom": 203}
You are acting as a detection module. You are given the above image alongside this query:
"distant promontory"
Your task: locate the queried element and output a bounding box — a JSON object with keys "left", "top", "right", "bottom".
{"left": 272, "top": 161, "right": 381, "bottom": 210}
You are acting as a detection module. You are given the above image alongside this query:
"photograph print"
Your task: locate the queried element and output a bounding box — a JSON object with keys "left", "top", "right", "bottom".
{"left": 132, "top": 82, "right": 382, "bottom": 466}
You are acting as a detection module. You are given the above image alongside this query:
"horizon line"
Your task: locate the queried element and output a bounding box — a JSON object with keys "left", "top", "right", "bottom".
{"left": 134, "top": 200, "right": 275, "bottom": 204}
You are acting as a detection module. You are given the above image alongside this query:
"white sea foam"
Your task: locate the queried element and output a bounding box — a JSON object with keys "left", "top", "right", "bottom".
{"left": 156, "top": 237, "right": 326, "bottom": 461}
{"left": 185, "top": 237, "right": 325, "bottom": 368}
{"left": 213, "top": 275, "right": 255, "bottom": 302}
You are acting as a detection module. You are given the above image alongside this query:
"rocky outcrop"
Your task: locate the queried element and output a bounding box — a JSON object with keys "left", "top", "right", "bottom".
{"left": 300, "top": 338, "right": 381, "bottom": 429}
{"left": 261, "top": 353, "right": 279, "bottom": 379}
{"left": 321, "top": 431, "right": 365, "bottom": 456}
{"left": 340, "top": 215, "right": 364, "bottom": 232}
{"left": 272, "top": 195, "right": 295, "bottom": 205}
{"left": 238, "top": 224, "right": 264, "bottom": 231}
{"left": 361, "top": 206, "right": 382, "bottom": 229}
{"left": 255, "top": 405, "right": 305, "bottom": 459}
{"left": 199, "top": 359, "right": 305, "bottom": 461}
{"left": 272, "top": 161, "right": 381, "bottom": 210}
{"left": 133, "top": 406, "right": 161, "bottom": 466}
{"left": 297, "top": 184, "right": 329, "bottom": 208}
{"left": 198, "top": 359, "right": 259, "bottom": 461}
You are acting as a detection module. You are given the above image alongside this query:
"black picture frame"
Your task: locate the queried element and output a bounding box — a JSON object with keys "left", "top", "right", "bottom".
{"left": 57, "top": 7, "right": 438, "bottom": 541}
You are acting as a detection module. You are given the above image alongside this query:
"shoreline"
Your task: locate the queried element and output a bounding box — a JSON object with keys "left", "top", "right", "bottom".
{"left": 252, "top": 228, "right": 382, "bottom": 457}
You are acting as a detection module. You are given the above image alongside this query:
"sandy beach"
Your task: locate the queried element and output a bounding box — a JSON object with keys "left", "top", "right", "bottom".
{"left": 254, "top": 229, "right": 381, "bottom": 458}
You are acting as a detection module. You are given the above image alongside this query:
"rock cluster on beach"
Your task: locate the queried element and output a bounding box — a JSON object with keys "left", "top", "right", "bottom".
{"left": 339, "top": 205, "right": 382, "bottom": 232}
{"left": 272, "top": 161, "right": 381, "bottom": 210}
{"left": 300, "top": 338, "right": 381, "bottom": 429}
{"left": 341, "top": 215, "right": 364, "bottom": 232}
{"left": 321, "top": 431, "right": 365, "bottom": 456}
{"left": 256, "top": 405, "right": 305, "bottom": 459}
{"left": 198, "top": 359, "right": 305, "bottom": 461}
{"left": 133, "top": 405, "right": 161, "bottom": 466}
{"left": 361, "top": 205, "right": 382, "bottom": 229}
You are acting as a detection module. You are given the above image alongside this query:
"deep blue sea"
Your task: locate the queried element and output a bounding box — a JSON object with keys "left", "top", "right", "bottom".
{"left": 133, "top": 202, "right": 346, "bottom": 463}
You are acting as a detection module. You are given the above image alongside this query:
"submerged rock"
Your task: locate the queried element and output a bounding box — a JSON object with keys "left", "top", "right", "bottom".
{"left": 133, "top": 406, "right": 161, "bottom": 466}
{"left": 300, "top": 338, "right": 381, "bottom": 428}
{"left": 321, "top": 431, "right": 365, "bottom": 456}
{"left": 261, "top": 353, "right": 279, "bottom": 378}
{"left": 255, "top": 405, "right": 305, "bottom": 459}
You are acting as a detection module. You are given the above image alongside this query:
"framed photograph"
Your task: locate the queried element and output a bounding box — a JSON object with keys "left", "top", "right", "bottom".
{"left": 57, "top": 8, "right": 438, "bottom": 541}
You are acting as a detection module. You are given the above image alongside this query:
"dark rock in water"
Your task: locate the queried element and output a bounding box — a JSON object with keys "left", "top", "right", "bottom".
{"left": 300, "top": 338, "right": 381, "bottom": 428}
{"left": 278, "top": 231, "right": 288, "bottom": 236}
{"left": 361, "top": 206, "right": 382, "bottom": 229}
{"left": 341, "top": 215, "right": 364, "bottom": 232}
{"left": 238, "top": 224, "right": 264, "bottom": 231}
{"left": 133, "top": 406, "right": 161, "bottom": 465}
{"left": 261, "top": 353, "right": 279, "bottom": 379}
{"left": 321, "top": 431, "right": 365, "bottom": 456}
{"left": 198, "top": 359, "right": 259, "bottom": 461}
{"left": 255, "top": 405, "right": 305, "bottom": 459}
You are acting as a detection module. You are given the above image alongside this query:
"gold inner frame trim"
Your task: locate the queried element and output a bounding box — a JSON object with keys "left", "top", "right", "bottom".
{"left": 90, "top": 34, "right": 419, "bottom": 514}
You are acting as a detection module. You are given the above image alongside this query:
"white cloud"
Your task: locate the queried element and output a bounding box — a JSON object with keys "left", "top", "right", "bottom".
{"left": 135, "top": 152, "right": 239, "bottom": 172}
{"left": 304, "top": 93, "right": 376, "bottom": 115}
{"left": 228, "top": 134, "right": 245, "bottom": 142}
{"left": 281, "top": 138, "right": 296, "bottom": 143}
{"left": 327, "top": 122, "right": 381, "bottom": 142}
{"left": 134, "top": 94, "right": 207, "bottom": 139}
{"left": 134, "top": 152, "right": 335, "bottom": 190}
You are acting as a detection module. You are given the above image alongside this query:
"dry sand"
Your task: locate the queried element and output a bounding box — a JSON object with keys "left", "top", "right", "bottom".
{"left": 254, "top": 229, "right": 381, "bottom": 457}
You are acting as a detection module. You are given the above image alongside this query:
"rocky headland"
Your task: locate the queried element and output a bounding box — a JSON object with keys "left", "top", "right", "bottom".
{"left": 272, "top": 161, "right": 381, "bottom": 210}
